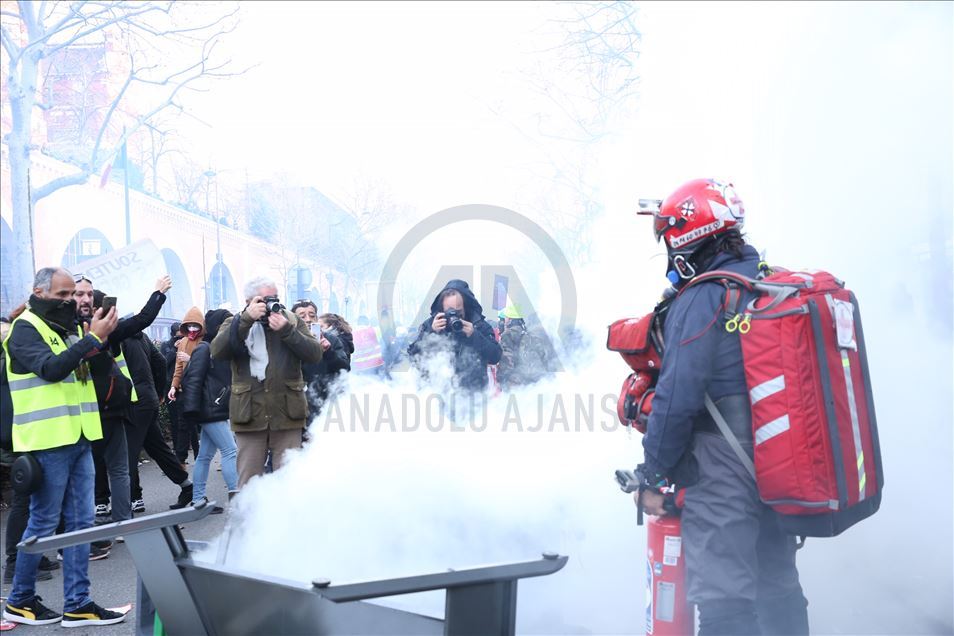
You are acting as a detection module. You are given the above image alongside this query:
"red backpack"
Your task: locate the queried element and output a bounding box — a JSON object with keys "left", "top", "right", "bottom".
{"left": 682, "top": 267, "right": 884, "bottom": 537}
{"left": 606, "top": 311, "right": 664, "bottom": 433}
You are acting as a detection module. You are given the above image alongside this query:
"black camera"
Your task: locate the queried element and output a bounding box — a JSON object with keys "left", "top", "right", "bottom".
{"left": 444, "top": 308, "right": 464, "bottom": 333}
{"left": 263, "top": 295, "right": 284, "bottom": 314}
{"left": 259, "top": 295, "right": 285, "bottom": 326}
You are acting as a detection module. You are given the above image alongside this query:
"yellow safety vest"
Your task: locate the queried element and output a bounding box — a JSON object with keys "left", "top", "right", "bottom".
{"left": 114, "top": 349, "right": 139, "bottom": 403}
{"left": 3, "top": 310, "right": 103, "bottom": 452}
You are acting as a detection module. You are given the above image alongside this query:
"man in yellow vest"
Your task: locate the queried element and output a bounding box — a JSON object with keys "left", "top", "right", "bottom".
{"left": 72, "top": 276, "right": 184, "bottom": 536}
{"left": 2, "top": 267, "right": 127, "bottom": 628}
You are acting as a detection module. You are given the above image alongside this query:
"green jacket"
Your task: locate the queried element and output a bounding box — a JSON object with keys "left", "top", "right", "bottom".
{"left": 211, "top": 309, "right": 324, "bottom": 432}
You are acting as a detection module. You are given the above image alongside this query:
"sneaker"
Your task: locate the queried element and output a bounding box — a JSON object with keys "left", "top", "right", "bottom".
{"left": 131, "top": 498, "right": 145, "bottom": 513}
{"left": 38, "top": 555, "right": 60, "bottom": 571}
{"left": 89, "top": 543, "right": 110, "bottom": 561}
{"left": 3, "top": 564, "right": 53, "bottom": 584}
{"left": 61, "top": 601, "right": 126, "bottom": 627}
{"left": 169, "top": 483, "right": 194, "bottom": 510}
{"left": 2, "top": 595, "right": 62, "bottom": 625}
{"left": 194, "top": 497, "right": 224, "bottom": 514}
{"left": 94, "top": 503, "right": 110, "bottom": 518}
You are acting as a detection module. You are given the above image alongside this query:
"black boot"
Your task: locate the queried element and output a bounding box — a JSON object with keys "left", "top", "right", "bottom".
{"left": 169, "top": 483, "right": 194, "bottom": 510}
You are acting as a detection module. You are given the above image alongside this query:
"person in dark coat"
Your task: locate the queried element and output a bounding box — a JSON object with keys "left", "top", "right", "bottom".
{"left": 318, "top": 313, "right": 354, "bottom": 363}
{"left": 76, "top": 278, "right": 172, "bottom": 526}
{"left": 180, "top": 309, "right": 238, "bottom": 512}
{"left": 160, "top": 321, "right": 198, "bottom": 465}
{"left": 121, "top": 330, "right": 192, "bottom": 512}
{"left": 292, "top": 301, "right": 350, "bottom": 417}
{"left": 407, "top": 279, "right": 502, "bottom": 392}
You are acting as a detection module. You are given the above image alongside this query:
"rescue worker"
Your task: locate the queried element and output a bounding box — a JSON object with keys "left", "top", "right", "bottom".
{"left": 2, "top": 267, "right": 126, "bottom": 627}
{"left": 496, "top": 304, "right": 557, "bottom": 389}
{"left": 636, "top": 179, "right": 809, "bottom": 635}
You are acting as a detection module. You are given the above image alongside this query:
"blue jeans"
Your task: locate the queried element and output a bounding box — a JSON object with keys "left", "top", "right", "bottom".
{"left": 191, "top": 421, "right": 238, "bottom": 502}
{"left": 8, "top": 441, "right": 94, "bottom": 612}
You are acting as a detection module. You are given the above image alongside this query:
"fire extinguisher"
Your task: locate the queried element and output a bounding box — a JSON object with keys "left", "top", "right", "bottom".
{"left": 616, "top": 468, "right": 695, "bottom": 636}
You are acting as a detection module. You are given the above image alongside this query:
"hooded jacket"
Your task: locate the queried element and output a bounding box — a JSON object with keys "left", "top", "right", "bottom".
{"left": 407, "top": 279, "right": 502, "bottom": 391}
{"left": 171, "top": 306, "right": 205, "bottom": 392}
{"left": 180, "top": 309, "right": 233, "bottom": 424}
{"left": 641, "top": 244, "right": 760, "bottom": 479}
{"left": 301, "top": 328, "right": 350, "bottom": 413}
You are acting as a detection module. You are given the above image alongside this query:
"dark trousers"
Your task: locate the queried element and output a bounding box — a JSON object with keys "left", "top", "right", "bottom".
{"left": 92, "top": 415, "right": 131, "bottom": 522}
{"left": 126, "top": 404, "right": 189, "bottom": 500}
{"left": 4, "top": 489, "right": 30, "bottom": 564}
{"left": 682, "top": 432, "right": 810, "bottom": 636}
{"left": 168, "top": 400, "right": 198, "bottom": 463}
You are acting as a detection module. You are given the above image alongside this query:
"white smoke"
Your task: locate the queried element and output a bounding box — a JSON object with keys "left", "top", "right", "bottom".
{"left": 189, "top": 2, "right": 952, "bottom": 634}
{"left": 203, "top": 349, "right": 647, "bottom": 634}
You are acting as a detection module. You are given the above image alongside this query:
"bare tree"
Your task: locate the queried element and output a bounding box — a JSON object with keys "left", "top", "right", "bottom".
{"left": 328, "top": 177, "right": 401, "bottom": 296}
{"left": 514, "top": 1, "right": 641, "bottom": 264}
{"left": 0, "top": 0, "right": 240, "bottom": 303}
{"left": 133, "top": 114, "right": 183, "bottom": 196}
{"left": 169, "top": 154, "right": 209, "bottom": 212}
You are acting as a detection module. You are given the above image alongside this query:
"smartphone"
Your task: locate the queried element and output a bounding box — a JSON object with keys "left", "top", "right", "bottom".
{"left": 101, "top": 296, "right": 117, "bottom": 315}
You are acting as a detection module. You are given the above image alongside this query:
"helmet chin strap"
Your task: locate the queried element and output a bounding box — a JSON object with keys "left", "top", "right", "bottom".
{"left": 669, "top": 253, "right": 697, "bottom": 281}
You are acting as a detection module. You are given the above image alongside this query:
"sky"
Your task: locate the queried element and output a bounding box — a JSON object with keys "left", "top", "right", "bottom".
{"left": 173, "top": 2, "right": 953, "bottom": 633}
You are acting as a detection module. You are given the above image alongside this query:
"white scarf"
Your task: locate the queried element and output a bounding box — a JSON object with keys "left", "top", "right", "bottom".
{"left": 245, "top": 321, "right": 269, "bottom": 381}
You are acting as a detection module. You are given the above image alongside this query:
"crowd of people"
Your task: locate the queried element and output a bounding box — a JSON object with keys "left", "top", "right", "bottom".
{"left": 0, "top": 265, "right": 561, "bottom": 628}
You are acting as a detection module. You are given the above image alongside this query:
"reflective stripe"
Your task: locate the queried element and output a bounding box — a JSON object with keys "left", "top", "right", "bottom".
{"left": 9, "top": 375, "right": 76, "bottom": 390}
{"left": 750, "top": 375, "right": 785, "bottom": 405}
{"left": 14, "top": 404, "right": 84, "bottom": 425}
{"left": 116, "top": 359, "right": 128, "bottom": 369}
{"left": 12, "top": 401, "right": 99, "bottom": 425}
{"left": 841, "top": 349, "right": 866, "bottom": 501}
{"left": 755, "top": 414, "right": 790, "bottom": 445}
{"left": 762, "top": 497, "right": 839, "bottom": 510}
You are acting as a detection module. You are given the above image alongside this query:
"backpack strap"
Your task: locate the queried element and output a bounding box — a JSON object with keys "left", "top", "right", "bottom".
{"left": 704, "top": 393, "right": 756, "bottom": 479}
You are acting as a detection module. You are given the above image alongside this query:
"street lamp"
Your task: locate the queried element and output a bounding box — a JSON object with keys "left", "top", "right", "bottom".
{"left": 205, "top": 169, "right": 221, "bottom": 306}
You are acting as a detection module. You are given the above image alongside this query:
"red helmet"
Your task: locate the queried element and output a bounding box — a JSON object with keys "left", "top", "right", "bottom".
{"left": 647, "top": 178, "right": 745, "bottom": 254}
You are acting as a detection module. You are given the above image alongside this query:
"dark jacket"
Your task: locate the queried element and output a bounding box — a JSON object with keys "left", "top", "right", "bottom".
{"left": 642, "top": 245, "right": 760, "bottom": 478}
{"left": 407, "top": 279, "right": 502, "bottom": 391}
{"left": 180, "top": 310, "right": 232, "bottom": 424}
{"left": 338, "top": 331, "right": 355, "bottom": 358}
{"left": 121, "top": 332, "right": 166, "bottom": 410}
{"left": 302, "top": 328, "right": 350, "bottom": 411}
{"left": 210, "top": 307, "right": 324, "bottom": 432}
{"left": 1, "top": 351, "right": 13, "bottom": 451}
{"left": 180, "top": 343, "right": 231, "bottom": 424}
{"left": 83, "top": 290, "right": 166, "bottom": 418}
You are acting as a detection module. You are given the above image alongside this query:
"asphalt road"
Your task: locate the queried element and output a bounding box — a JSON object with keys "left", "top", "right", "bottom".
{"left": 1, "top": 457, "right": 231, "bottom": 635}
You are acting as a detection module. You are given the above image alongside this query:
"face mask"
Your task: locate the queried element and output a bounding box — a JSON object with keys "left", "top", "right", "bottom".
{"left": 30, "top": 295, "right": 77, "bottom": 330}
{"left": 185, "top": 326, "right": 202, "bottom": 341}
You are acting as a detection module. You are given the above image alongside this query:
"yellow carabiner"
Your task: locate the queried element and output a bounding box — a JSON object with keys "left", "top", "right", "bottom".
{"left": 738, "top": 314, "right": 752, "bottom": 335}
{"left": 725, "top": 315, "right": 740, "bottom": 333}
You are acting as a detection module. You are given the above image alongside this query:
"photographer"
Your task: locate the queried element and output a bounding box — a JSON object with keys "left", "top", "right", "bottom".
{"left": 211, "top": 277, "right": 324, "bottom": 487}
{"left": 407, "top": 279, "right": 502, "bottom": 392}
